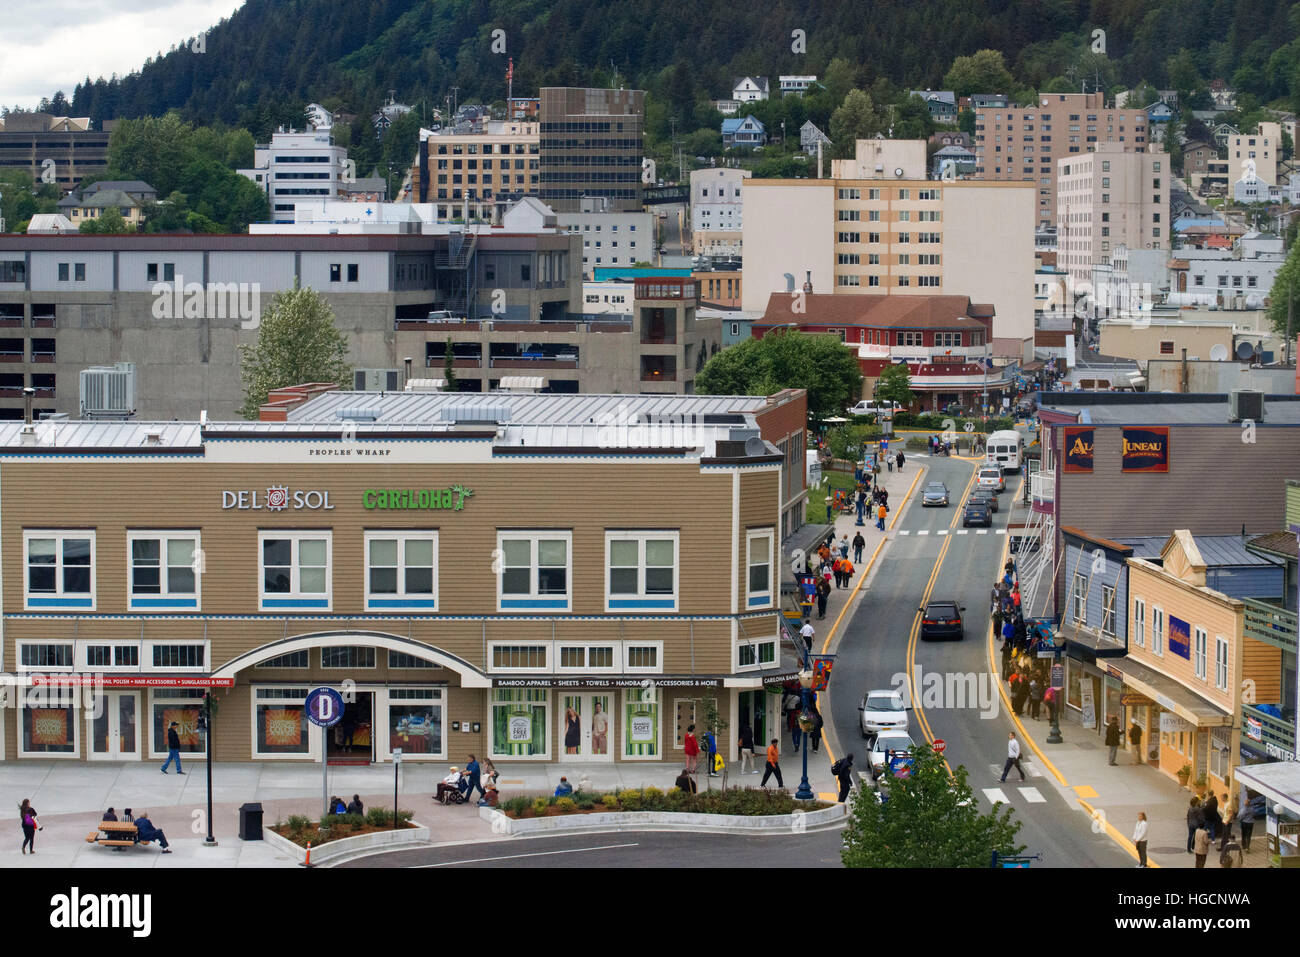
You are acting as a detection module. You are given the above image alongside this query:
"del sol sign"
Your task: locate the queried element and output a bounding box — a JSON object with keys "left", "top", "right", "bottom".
{"left": 222, "top": 487, "right": 334, "bottom": 510}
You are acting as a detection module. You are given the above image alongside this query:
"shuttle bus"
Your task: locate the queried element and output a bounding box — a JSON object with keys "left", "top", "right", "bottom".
{"left": 985, "top": 430, "right": 1024, "bottom": 474}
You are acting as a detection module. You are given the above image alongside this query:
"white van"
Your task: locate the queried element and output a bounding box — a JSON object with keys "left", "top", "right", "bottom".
{"left": 985, "top": 430, "right": 1024, "bottom": 474}
{"left": 848, "top": 400, "right": 902, "bottom": 418}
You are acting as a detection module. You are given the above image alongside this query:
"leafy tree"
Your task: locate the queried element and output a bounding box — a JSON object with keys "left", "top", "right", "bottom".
{"left": 830, "top": 90, "right": 881, "bottom": 159}
{"left": 943, "top": 50, "right": 1016, "bottom": 98}
{"left": 443, "top": 337, "right": 457, "bottom": 392}
{"left": 874, "top": 363, "right": 915, "bottom": 407}
{"left": 78, "top": 206, "right": 134, "bottom": 234}
{"left": 1165, "top": 49, "right": 1203, "bottom": 96}
{"left": 842, "top": 744, "right": 1024, "bottom": 868}
{"left": 238, "top": 285, "right": 352, "bottom": 419}
{"left": 957, "top": 108, "right": 976, "bottom": 135}
{"left": 696, "top": 331, "right": 862, "bottom": 423}
{"left": 1266, "top": 241, "right": 1300, "bottom": 338}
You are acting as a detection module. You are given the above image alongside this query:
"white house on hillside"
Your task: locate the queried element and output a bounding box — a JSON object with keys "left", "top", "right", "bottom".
{"left": 733, "top": 77, "right": 769, "bottom": 102}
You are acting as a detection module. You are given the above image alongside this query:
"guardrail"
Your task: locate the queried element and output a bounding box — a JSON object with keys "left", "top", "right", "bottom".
{"left": 1243, "top": 597, "right": 1297, "bottom": 655}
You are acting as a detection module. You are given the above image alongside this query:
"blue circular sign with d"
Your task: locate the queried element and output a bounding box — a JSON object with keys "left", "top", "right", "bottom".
{"left": 305, "top": 687, "right": 345, "bottom": 728}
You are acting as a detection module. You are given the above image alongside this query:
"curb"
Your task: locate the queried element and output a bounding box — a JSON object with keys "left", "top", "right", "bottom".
{"left": 479, "top": 802, "right": 846, "bottom": 836}
{"left": 262, "top": 821, "right": 431, "bottom": 865}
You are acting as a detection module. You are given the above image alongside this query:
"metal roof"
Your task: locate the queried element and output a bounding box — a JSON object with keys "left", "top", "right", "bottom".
{"left": 1042, "top": 394, "right": 1300, "bottom": 426}
{"left": 287, "top": 390, "right": 772, "bottom": 426}
{"left": 0, "top": 421, "right": 201, "bottom": 451}
{"left": 1115, "top": 535, "right": 1284, "bottom": 567}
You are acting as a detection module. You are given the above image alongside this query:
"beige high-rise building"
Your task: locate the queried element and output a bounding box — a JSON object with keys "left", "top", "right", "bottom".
{"left": 974, "top": 92, "right": 1149, "bottom": 228}
{"left": 741, "top": 154, "right": 1036, "bottom": 341}
{"left": 414, "top": 121, "right": 540, "bottom": 220}
{"left": 1056, "top": 143, "right": 1169, "bottom": 285}
{"left": 1229, "top": 122, "right": 1281, "bottom": 185}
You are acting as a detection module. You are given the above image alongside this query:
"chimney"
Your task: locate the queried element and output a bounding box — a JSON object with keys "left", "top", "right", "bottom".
{"left": 22, "top": 386, "right": 34, "bottom": 426}
{"left": 802, "top": 270, "right": 813, "bottom": 295}
{"left": 404, "top": 357, "right": 413, "bottom": 385}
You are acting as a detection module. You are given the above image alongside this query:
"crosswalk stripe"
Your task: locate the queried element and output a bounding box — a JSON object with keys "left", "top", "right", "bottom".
{"left": 976, "top": 529, "right": 989, "bottom": 535}
{"left": 917, "top": 530, "right": 930, "bottom": 536}
{"left": 996, "top": 529, "right": 1007, "bottom": 535}
{"left": 898, "top": 530, "right": 910, "bottom": 536}
{"left": 956, "top": 529, "right": 968, "bottom": 535}
{"left": 982, "top": 788, "right": 1010, "bottom": 805}
{"left": 1020, "top": 787, "right": 1046, "bottom": 803}
{"left": 937, "top": 530, "right": 948, "bottom": 536}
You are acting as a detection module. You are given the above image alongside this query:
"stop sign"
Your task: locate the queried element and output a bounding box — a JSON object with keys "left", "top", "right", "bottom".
{"left": 933, "top": 738, "right": 947, "bottom": 754}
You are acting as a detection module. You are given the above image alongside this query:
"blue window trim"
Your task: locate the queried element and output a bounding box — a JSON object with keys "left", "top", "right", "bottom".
{"left": 747, "top": 595, "right": 772, "bottom": 608}
{"left": 261, "top": 598, "right": 330, "bottom": 609}
{"left": 500, "top": 598, "right": 570, "bottom": 610}
{"left": 27, "top": 596, "right": 93, "bottom": 608}
{"left": 367, "top": 598, "right": 438, "bottom": 609}
{"left": 608, "top": 598, "right": 677, "bottom": 609}
{"left": 130, "top": 597, "right": 199, "bottom": 609}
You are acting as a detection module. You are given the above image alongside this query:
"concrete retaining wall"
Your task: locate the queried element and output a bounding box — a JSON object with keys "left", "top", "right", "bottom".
{"left": 479, "top": 802, "right": 845, "bottom": 835}
{"left": 261, "top": 821, "right": 430, "bottom": 865}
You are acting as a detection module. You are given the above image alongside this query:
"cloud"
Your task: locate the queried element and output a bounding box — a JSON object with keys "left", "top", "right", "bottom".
{"left": 0, "top": 0, "right": 246, "bottom": 109}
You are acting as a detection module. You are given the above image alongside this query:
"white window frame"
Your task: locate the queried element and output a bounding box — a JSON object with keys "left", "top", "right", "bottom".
{"left": 487, "top": 642, "right": 550, "bottom": 673}
{"left": 496, "top": 530, "right": 572, "bottom": 612}
{"left": 1100, "top": 584, "right": 1116, "bottom": 636}
{"left": 382, "top": 686, "right": 447, "bottom": 761}
{"left": 489, "top": 688, "right": 552, "bottom": 761}
{"left": 79, "top": 640, "right": 142, "bottom": 672}
{"left": 147, "top": 689, "right": 209, "bottom": 759}
{"left": 624, "top": 642, "right": 664, "bottom": 673}
{"left": 735, "top": 634, "right": 779, "bottom": 672}
{"left": 127, "top": 530, "right": 201, "bottom": 611}
{"left": 556, "top": 644, "right": 619, "bottom": 673}
{"left": 15, "top": 640, "right": 75, "bottom": 672}
{"left": 1214, "top": 636, "right": 1229, "bottom": 691}
{"left": 18, "top": 695, "right": 82, "bottom": 759}
{"left": 363, "top": 530, "right": 439, "bottom": 611}
{"left": 1194, "top": 626, "right": 1208, "bottom": 680}
{"left": 605, "top": 530, "right": 679, "bottom": 612}
{"left": 258, "top": 530, "right": 332, "bottom": 611}
{"left": 1151, "top": 605, "right": 1165, "bottom": 656}
{"left": 1072, "top": 572, "right": 1088, "bottom": 623}
{"left": 24, "top": 529, "right": 96, "bottom": 610}
{"left": 1133, "top": 597, "right": 1146, "bottom": 647}
{"left": 251, "top": 685, "right": 314, "bottom": 761}
{"left": 320, "top": 646, "right": 378, "bottom": 670}
{"left": 746, "top": 528, "right": 775, "bottom": 609}
{"left": 142, "top": 641, "right": 209, "bottom": 673}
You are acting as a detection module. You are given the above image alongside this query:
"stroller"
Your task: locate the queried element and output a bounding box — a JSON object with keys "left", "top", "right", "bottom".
{"left": 1219, "top": 841, "right": 1243, "bottom": 868}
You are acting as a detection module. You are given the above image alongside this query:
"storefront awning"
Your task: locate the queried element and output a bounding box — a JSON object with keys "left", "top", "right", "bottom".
{"left": 1108, "top": 657, "right": 1232, "bottom": 727}
{"left": 1057, "top": 621, "right": 1126, "bottom": 658}
{"left": 1234, "top": 761, "right": 1300, "bottom": 817}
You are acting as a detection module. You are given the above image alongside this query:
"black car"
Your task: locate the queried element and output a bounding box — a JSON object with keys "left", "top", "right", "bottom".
{"left": 962, "top": 502, "right": 992, "bottom": 527}
{"left": 968, "top": 489, "right": 998, "bottom": 513}
{"left": 919, "top": 600, "right": 965, "bottom": 640}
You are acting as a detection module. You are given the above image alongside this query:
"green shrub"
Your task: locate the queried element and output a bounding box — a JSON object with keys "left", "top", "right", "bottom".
{"left": 601, "top": 793, "right": 619, "bottom": 809}
{"left": 365, "top": 807, "right": 394, "bottom": 827}
{"left": 619, "top": 789, "right": 643, "bottom": 811}
{"left": 286, "top": 814, "right": 310, "bottom": 832}
{"left": 574, "top": 793, "right": 597, "bottom": 810}
{"left": 395, "top": 810, "right": 414, "bottom": 826}
{"left": 342, "top": 813, "right": 365, "bottom": 831}
{"left": 502, "top": 796, "right": 531, "bottom": 817}
{"left": 531, "top": 797, "right": 550, "bottom": 816}
{"left": 554, "top": 796, "right": 577, "bottom": 813}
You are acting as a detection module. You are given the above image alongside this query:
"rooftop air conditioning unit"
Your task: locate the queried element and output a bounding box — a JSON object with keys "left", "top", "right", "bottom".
{"left": 353, "top": 368, "right": 400, "bottom": 391}
{"left": 79, "top": 362, "right": 136, "bottom": 417}
{"left": 1229, "top": 389, "right": 1264, "bottom": 422}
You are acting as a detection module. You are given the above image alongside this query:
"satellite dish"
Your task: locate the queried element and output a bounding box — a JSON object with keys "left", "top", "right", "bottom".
{"left": 1210, "top": 343, "right": 1229, "bottom": 361}
{"left": 1235, "top": 340, "right": 1255, "bottom": 360}
{"left": 744, "top": 436, "right": 768, "bottom": 457}
{"left": 894, "top": 167, "right": 905, "bottom": 178}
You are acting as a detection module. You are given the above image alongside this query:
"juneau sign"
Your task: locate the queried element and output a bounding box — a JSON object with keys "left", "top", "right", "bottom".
{"left": 1121, "top": 427, "right": 1169, "bottom": 473}
{"left": 363, "top": 486, "right": 474, "bottom": 511}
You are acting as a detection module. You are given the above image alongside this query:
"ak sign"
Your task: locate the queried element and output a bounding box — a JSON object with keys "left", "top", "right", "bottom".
{"left": 1062, "top": 426, "right": 1094, "bottom": 473}
{"left": 1121, "top": 426, "right": 1170, "bottom": 473}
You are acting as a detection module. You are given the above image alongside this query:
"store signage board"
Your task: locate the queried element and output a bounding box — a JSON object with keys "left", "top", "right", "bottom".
{"left": 25, "top": 675, "right": 235, "bottom": 687}
{"left": 222, "top": 487, "right": 334, "bottom": 510}
{"left": 305, "top": 687, "right": 344, "bottom": 728}
{"left": 1167, "top": 615, "right": 1192, "bottom": 660}
{"left": 493, "top": 677, "right": 724, "bottom": 689}
{"left": 1121, "top": 426, "right": 1169, "bottom": 473}
{"left": 1062, "top": 426, "right": 1093, "bottom": 473}
{"left": 364, "top": 486, "right": 474, "bottom": 511}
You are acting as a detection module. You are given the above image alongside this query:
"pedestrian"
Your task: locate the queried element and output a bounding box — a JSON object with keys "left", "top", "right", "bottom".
{"left": 1186, "top": 797, "right": 1204, "bottom": 854}
{"left": 1000, "top": 732, "right": 1026, "bottom": 783}
{"left": 832, "top": 753, "right": 855, "bottom": 803}
{"left": 1128, "top": 721, "right": 1143, "bottom": 760}
{"left": 761, "top": 739, "right": 784, "bottom": 788}
{"left": 132, "top": 812, "right": 171, "bottom": 853}
{"left": 347, "top": 794, "right": 364, "bottom": 816}
{"left": 876, "top": 502, "right": 887, "bottom": 531}
{"left": 810, "top": 706, "right": 824, "bottom": 753}
{"left": 1218, "top": 791, "right": 1236, "bottom": 852}
{"left": 160, "top": 720, "right": 185, "bottom": 774}
{"left": 435, "top": 765, "right": 462, "bottom": 803}
{"left": 1203, "top": 790, "right": 1221, "bottom": 842}
{"left": 1044, "top": 684, "right": 1059, "bottom": 725}
{"left": 896, "top": 451, "right": 905, "bottom": 471}
{"left": 340, "top": 707, "right": 357, "bottom": 753}
{"left": 855, "top": 490, "right": 866, "bottom": 526}
{"left": 1105, "top": 716, "right": 1122, "bottom": 765}
{"left": 1028, "top": 675, "right": 1043, "bottom": 720}
{"left": 841, "top": 557, "right": 855, "bottom": 586}
{"left": 465, "top": 753, "right": 485, "bottom": 801}
{"left": 852, "top": 531, "right": 865, "bottom": 564}
{"left": 1133, "top": 812, "right": 1149, "bottom": 868}
{"left": 683, "top": 724, "right": 700, "bottom": 774}
{"left": 1240, "top": 791, "right": 1264, "bottom": 851}
{"left": 122, "top": 809, "right": 134, "bottom": 823}
{"left": 1194, "top": 821, "right": 1211, "bottom": 868}
{"left": 554, "top": 776, "right": 574, "bottom": 797}
{"left": 102, "top": 807, "right": 118, "bottom": 822}
{"left": 831, "top": 556, "right": 844, "bottom": 589}
{"left": 815, "top": 576, "right": 830, "bottom": 619}
{"left": 800, "top": 619, "right": 815, "bottom": 654}
{"left": 737, "top": 720, "right": 757, "bottom": 774}
{"left": 674, "top": 769, "right": 697, "bottom": 793}
{"left": 18, "top": 799, "right": 40, "bottom": 855}
{"left": 817, "top": 541, "right": 831, "bottom": 565}
{"left": 839, "top": 535, "right": 850, "bottom": 560}
{"left": 825, "top": 495, "right": 833, "bottom": 524}
{"left": 1000, "top": 639, "right": 1015, "bottom": 681}
{"left": 705, "top": 729, "right": 719, "bottom": 777}
{"left": 787, "top": 705, "right": 802, "bottom": 752}
{"left": 879, "top": 487, "right": 889, "bottom": 509}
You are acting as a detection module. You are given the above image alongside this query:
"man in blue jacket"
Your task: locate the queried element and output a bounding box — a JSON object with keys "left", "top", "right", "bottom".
{"left": 705, "top": 729, "right": 718, "bottom": 777}
{"left": 133, "top": 812, "right": 171, "bottom": 853}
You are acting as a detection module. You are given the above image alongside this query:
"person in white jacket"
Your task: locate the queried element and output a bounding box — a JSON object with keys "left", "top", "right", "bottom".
{"left": 1000, "top": 732, "right": 1024, "bottom": 782}
{"left": 1132, "top": 812, "right": 1149, "bottom": 867}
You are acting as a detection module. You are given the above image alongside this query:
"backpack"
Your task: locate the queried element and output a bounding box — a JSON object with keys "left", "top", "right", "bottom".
{"left": 830, "top": 757, "right": 847, "bottom": 776}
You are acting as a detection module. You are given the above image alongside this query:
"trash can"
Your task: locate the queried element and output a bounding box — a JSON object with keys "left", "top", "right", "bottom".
{"left": 238, "top": 802, "right": 264, "bottom": 841}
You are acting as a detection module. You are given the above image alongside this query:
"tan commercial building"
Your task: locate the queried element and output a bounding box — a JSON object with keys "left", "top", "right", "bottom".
{"left": 741, "top": 145, "right": 1037, "bottom": 340}
{"left": 0, "top": 113, "right": 110, "bottom": 190}
{"left": 1230, "top": 122, "right": 1281, "bottom": 185}
{"left": 1056, "top": 143, "right": 1169, "bottom": 284}
{"left": 0, "top": 392, "right": 804, "bottom": 767}
{"left": 690, "top": 167, "right": 751, "bottom": 256}
{"left": 414, "top": 121, "right": 540, "bottom": 220}
{"left": 974, "top": 92, "right": 1149, "bottom": 228}
{"left": 1098, "top": 312, "right": 1286, "bottom": 367}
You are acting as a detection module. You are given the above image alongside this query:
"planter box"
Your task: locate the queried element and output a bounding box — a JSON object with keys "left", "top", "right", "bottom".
{"left": 261, "top": 822, "right": 429, "bottom": 865}
{"left": 480, "top": 802, "right": 845, "bottom": 836}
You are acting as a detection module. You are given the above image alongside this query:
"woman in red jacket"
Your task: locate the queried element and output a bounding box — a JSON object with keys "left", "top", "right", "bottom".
{"left": 684, "top": 724, "right": 700, "bottom": 773}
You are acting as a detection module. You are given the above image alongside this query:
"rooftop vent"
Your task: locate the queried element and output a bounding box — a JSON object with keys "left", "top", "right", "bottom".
{"left": 440, "top": 402, "right": 512, "bottom": 425}
{"left": 1229, "top": 389, "right": 1264, "bottom": 423}
{"left": 336, "top": 407, "right": 383, "bottom": 422}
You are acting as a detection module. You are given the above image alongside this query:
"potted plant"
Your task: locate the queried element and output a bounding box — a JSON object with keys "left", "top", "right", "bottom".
{"left": 1193, "top": 771, "right": 1209, "bottom": 794}
{"left": 1176, "top": 763, "right": 1192, "bottom": 787}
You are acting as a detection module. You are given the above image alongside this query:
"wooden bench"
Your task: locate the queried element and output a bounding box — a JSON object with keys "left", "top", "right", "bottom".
{"left": 86, "top": 822, "right": 150, "bottom": 849}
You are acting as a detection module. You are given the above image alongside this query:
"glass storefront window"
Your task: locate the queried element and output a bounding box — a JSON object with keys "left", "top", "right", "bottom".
{"left": 1066, "top": 658, "right": 1083, "bottom": 709}
{"left": 623, "top": 688, "right": 660, "bottom": 758}
{"left": 23, "top": 704, "right": 76, "bottom": 753}
{"left": 152, "top": 690, "right": 206, "bottom": 756}
{"left": 491, "top": 688, "right": 549, "bottom": 758}
{"left": 255, "top": 688, "right": 309, "bottom": 755}
{"left": 389, "top": 689, "right": 443, "bottom": 757}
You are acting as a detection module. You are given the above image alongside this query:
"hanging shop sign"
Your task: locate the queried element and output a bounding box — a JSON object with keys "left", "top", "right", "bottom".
{"left": 363, "top": 486, "right": 474, "bottom": 511}
{"left": 222, "top": 487, "right": 334, "bottom": 510}
{"left": 492, "top": 677, "right": 724, "bottom": 689}
{"left": 1062, "top": 426, "right": 1094, "bottom": 473}
{"left": 1120, "top": 427, "right": 1169, "bottom": 473}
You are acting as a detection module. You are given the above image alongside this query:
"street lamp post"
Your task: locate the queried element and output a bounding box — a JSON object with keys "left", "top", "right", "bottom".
{"left": 794, "top": 651, "right": 816, "bottom": 801}
{"left": 200, "top": 691, "right": 217, "bottom": 847}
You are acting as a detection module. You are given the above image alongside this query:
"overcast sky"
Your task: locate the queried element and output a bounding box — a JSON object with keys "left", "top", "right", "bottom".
{"left": 0, "top": 0, "right": 246, "bottom": 111}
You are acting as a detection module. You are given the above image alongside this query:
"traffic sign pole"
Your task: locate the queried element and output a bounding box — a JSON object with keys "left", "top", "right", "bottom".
{"left": 933, "top": 738, "right": 946, "bottom": 754}
{"left": 306, "top": 687, "right": 345, "bottom": 820}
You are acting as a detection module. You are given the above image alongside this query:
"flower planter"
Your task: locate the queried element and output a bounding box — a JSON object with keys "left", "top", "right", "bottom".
{"left": 262, "top": 821, "right": 429, "bottom": 865}
{"left": 480, "top": 802, "right": 846, "bottom": 836}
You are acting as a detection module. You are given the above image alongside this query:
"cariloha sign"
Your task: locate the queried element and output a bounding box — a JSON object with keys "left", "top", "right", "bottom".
{"left": 363, "top": 486, "right": 474, "bottom": 511}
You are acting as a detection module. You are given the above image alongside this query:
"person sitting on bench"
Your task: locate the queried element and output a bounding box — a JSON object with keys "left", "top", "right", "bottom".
{"left": 102, "top": 807, "right": 118, "bottom": 822}
{"left": 133, "top": 812, "right": 171, "bottom": 853}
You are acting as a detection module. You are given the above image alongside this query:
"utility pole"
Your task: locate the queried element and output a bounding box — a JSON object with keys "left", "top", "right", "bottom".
{"left": 1287, "top": 283, "right": 1294, "bottom": 367}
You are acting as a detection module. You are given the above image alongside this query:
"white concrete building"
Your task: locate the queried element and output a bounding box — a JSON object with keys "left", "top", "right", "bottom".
{"left": 690, "top": 167, "right": 751, "bottom": 256}
{"left": 1168, "top": 231, "right": 1284, "bottom": 307}
{"left": 1230, "top": 122, "right": 1281, "bottom": 186}
{"left": 581, "top": 280, "right": 635, "bottom": 317}
{"left": 831, "top": 138, "right": 928, "bottom": 180}
{"left": 239, "top": 129, "right": 349, "bottom": 224}
{"left": 779, "top": 76, "right": 817, "bottom": 96}
{"left": 556, "top": 196, "right": 653, "bottom": 275}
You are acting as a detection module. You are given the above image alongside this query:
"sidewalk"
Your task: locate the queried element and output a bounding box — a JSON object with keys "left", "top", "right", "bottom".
{"left": 0, "top": 755, "right": 846, "bottom": 867}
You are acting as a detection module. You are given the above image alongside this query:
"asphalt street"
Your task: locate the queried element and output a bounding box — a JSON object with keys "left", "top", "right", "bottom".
{"left": 823, "top": 453, "right": 1133, "bottom": 868}
{"left": 339, "top": 828, "right": 844, "bottom": 868}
